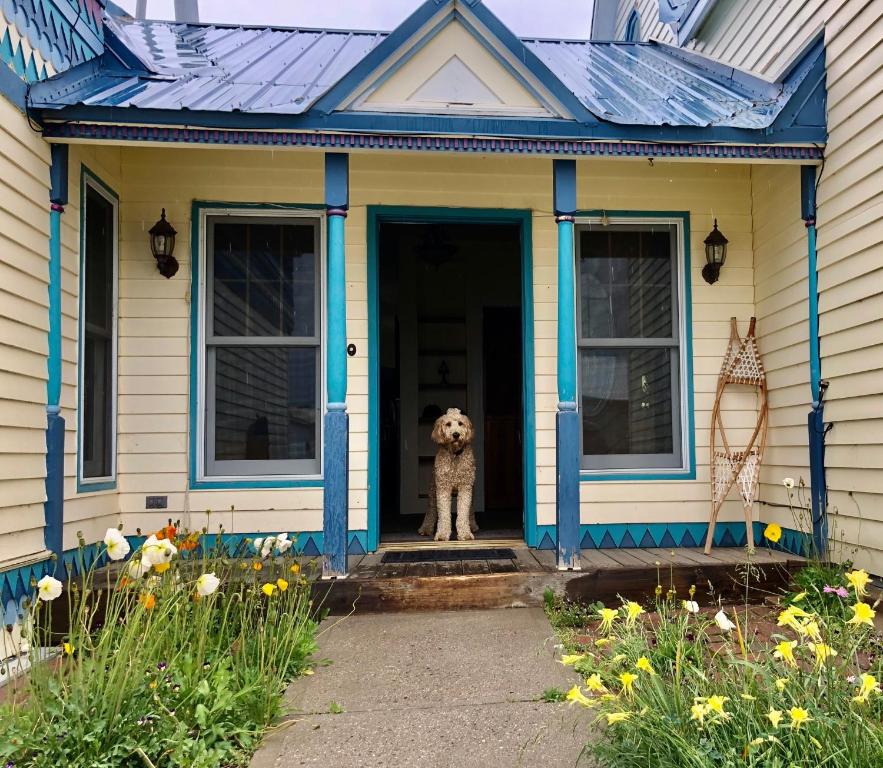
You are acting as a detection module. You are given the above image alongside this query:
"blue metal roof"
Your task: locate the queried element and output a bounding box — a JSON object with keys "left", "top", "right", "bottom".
{"left": 524, "top": 39, "right": 791, "bottom": 129}
{"left": 29, "top": 0, "right": 826, "bottom": 144}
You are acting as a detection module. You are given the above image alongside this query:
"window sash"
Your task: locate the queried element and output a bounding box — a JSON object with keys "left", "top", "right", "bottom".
{"left": 576, "top": 220, "right": 686, "bottom": 472}
{"left": 203, "top": 214, "right": 322, "bottom": 478}
{"left": 80, "top": 176, "right": 117, "bottom": 484}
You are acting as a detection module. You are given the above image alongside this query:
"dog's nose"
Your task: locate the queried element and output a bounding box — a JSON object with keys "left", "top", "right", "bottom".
{"left": 452, "top": 432, "right": 460, "bottom": 440}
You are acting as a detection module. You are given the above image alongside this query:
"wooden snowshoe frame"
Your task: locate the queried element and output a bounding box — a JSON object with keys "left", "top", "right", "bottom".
{"left": 706, "top": 317, "right": 768, "bottom": 554}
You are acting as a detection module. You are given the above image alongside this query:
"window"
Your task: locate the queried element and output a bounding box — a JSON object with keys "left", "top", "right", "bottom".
{"left": 203, "top": 214, "right": 321, "bottom": 478}
{"left": 80, "top": 175, "right": 118, "bottom": 484}
{"left": 576, "top": 218, "right": 688, "bottom": 473}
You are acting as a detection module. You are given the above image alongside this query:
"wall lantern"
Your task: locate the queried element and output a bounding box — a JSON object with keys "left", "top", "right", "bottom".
{"left": 149, "top": 209, "right": 178, "bottom": 278}
{"left": 702, "top": 219, "right": 728, "bottom": 285}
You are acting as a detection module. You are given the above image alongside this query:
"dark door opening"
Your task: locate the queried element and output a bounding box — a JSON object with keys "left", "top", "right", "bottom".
{"left": 378, "top": 221, "right": 524, "bottom": 542}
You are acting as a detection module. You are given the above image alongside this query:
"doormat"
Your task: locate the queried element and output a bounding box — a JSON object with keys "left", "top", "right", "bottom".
{"left": 381, "top": 548, "right": 516, "bottom": 564}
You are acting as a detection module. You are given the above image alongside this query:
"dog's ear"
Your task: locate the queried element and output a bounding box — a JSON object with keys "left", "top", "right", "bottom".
{"left": 462, "top": 414, "right": 475, "bottom": 444}
{"left": 431, "top": 415, "right": 446, "bottom": 444}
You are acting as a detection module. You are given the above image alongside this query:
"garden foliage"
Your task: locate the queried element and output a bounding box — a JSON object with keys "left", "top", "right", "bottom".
{"left": 0, "top": 525, "right": 319, "bottom": 768}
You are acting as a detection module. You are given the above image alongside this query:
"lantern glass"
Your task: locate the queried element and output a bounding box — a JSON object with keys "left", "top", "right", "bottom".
{"left": 703, "top": 219, "right": 728, "bottom": 266}
{"left": 149, "top": 209, "right": 177, "bottom": 258}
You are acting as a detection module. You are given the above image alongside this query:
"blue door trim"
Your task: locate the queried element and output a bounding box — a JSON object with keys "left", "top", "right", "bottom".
{"left": 367, "top": 206, "right": 537, "bottom": 551}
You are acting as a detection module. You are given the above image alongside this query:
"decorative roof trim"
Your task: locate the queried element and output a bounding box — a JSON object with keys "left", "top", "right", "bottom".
{"left": 42, "top": 121, "right": 824, "bottom": 162}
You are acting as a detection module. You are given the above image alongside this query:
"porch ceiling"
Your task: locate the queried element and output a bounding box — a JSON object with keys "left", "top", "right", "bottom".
{"left": 28, "top": 1, "right": 827, "bottom": 146}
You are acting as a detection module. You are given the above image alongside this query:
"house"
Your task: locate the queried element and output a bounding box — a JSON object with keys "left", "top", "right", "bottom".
{"left": 5, "top": 0, "right": 878, "bottom": 643}
{"left": 591, "top": 0, "right": 883, "bottom": 580}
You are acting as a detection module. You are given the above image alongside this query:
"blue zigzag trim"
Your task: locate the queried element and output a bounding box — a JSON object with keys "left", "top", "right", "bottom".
{"left": 536, "top": 521, "right": 810, "bottom": 552}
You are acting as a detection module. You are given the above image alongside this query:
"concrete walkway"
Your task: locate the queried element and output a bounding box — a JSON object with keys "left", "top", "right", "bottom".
{"left": 250, "top": 608, "right": 593, "bottom": 768}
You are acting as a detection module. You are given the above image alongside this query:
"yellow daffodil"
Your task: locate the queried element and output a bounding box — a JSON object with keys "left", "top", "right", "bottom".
{"left": 585, "top": 673, "right": 608, "bottom": 693}
{"left": 610, "top": 654, "right": 627, "bottom": 665}
{"left": 565, "top": 685, "right": 595, "bottom": 708}
{"left": 773, "top": 640, "right": 798, "bottom": 668}
{"left": 767, "top": 708, "right": 783, "bottom": 728}
{"left": 807, "top": 642, "right": 837, "bottom": 668}
{"left": 740, "top": 693, "right": 756, "bottom": 701}
{"left": 846, "top": 602, "right": 875, "bottom": 627}
{"left": 846, "top": 569, "right": 871, "bottom": 597}
{"left": 624, "top": 601, "right": 644, "bottom": 628}
{"left": 560, "top": 654, "right": 585, "bottom": 666}
{"left": 706, "top": 695, "right": 730, "bottom": 718}
{"left": 635, "top": 656, "right": 656, "bottom": 676}
{"left": 788, "top": 707, "right": 811, "bottom": 729}
{"left": 763, "top": 523, "right": 782, "bottom": 543}
{"left": 791, "top": 591, "right": 807, "bottom": 603}
{"left": 594, "top": 638, "right": 611, "bottom": 648}
{"left": 775, "top": 677, "right": 789, "bottom": 692}
{"left": 598, "top": 607, "right": 618, "bottom": 634}
{"left": 606, "top": 711, "right": 630, "bottom": 725}
{"left": 690, "top": 702, "right": 709, "bottom": 725}
{"left": 777, "top": 606, "right": 811, "bottom": 633}
{"left": 261, "top": 582, "right": 277, "bottom": 597}
{"left": 290, "top": 562, "right": 301, "bottom": 574}
{"left": 276, "top": 578, "right": 289, "bottom": 592}
{"left": 153, "top": 562, "right": 171, "bottom": 574}
{"left": 62, "top": 642, "right": 75, "bottom": 656}
{"left": 797, "top": 619, "right": 822, "bottom": 643}
{"left": 618, "top": 671, "right": 638, "bottom": 695}
{"left": 689, "top": 584, "right": 696, "bottom": 599}
{"left": 853, "top": 673, "right": 881, "bottom": 704}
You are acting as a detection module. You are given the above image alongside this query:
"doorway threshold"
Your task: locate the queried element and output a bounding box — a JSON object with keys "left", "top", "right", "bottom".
{"left": 378, "top": 537, "right": 525, "bottom": 552}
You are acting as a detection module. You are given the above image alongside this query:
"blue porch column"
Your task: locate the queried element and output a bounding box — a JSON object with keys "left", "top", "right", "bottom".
{"left": 802, "top": 165, "right": 828, "bottom": 557}
{"left": 323, "top": 153, "right": 349, "bottom": 578}
{"left": 553, "top": 159, "right": 581, "bottom": 570}
{"left": 45, "top": 144, "right": 68, "bottom": 557}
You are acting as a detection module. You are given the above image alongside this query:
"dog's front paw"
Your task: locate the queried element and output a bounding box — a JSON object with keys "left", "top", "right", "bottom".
{"left": 470, "top": 522, "right": 479, "bottom": 533}
{"left": 417, "top": 526, "right": 432, "bottom": 536}
{"left": 434, "top": 531, "right": 450, "bottom": 542}
{"left": 457, "top": 531, "right": 475, "bottom": 541}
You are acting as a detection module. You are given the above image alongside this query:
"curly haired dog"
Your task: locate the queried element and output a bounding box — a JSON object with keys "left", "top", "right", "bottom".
{"left": 417, "top": 408, "right": 479, "bottom": 541}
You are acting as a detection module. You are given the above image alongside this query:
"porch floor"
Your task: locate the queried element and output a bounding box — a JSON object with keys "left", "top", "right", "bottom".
{"left": 310, "top": 546, "right": 806, "bottom": 614}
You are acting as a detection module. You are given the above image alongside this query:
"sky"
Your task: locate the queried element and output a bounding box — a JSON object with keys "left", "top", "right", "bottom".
{"left": 113, "top": 1, "right": 592, "bottom": 38}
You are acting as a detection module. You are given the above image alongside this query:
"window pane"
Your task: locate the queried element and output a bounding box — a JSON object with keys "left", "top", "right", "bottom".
{"left": 580, "top": 348, "right": 674, "bottom": 456}
{"left": 213, "top": 346, "right": 318, "bottom": 464}
{"left": 579, "top": 228, "right": 673, "bottom": 339}
{"left": 82, "top": 185, "right": 115, "bottom": 479}
{"left": 212, "top": 221, "right": 316, "bottom": 338}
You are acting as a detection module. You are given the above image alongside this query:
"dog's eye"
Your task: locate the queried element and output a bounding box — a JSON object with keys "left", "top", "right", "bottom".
{"left": 457, "top": 422, "right": 462, "bottom": 427}
{"left": 446, "top": 422, "right": 451, "bottom": 427}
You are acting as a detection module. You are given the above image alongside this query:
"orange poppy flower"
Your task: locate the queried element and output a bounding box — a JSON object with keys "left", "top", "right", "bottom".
{"left": 253, "top": 562, "right": 263, "bottom": 571}
{"left": 139, "top": 593, "right": 156, "bottom": 610}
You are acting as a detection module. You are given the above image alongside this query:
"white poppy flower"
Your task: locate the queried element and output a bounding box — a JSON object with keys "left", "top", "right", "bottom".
{"left": 104, "top": 528, "right": 131, "bottom": 561}
{"left": 127, "top": 556, "right": 152, "bottom": 578}
{"left": 714, "top": 609, "right": 736, "bottom": 632}
{"left": 683, "top": 600, "right": 700, "bottom": 614}
{"left": 195, "top": 572, "right": 220, "bottom": 597}
{"left": 260, "top": 536, "right": 276, "bottom": 559}
{"left": 253, "top": 538, "right": 264, "bottom": 553}
{"left": 36, "top": 575, "right": 63, "bottom": 602}
{"left": 276, "top": 533, "right": 292, "bottom": 554}
{"left": 142, "top": 535, "right": 177, "bottom": 566}
{"left": 783, "top": 477, "right": 795, "bottom": 489}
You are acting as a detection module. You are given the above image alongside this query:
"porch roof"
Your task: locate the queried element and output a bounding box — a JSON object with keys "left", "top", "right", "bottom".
{"left": 29, "top": 0, "right": 827, "bottom": 148}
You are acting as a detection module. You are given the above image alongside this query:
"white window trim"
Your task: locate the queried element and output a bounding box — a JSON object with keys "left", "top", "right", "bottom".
{"left": 574, "top": 215, "right": 691, "bottom": 477}
{"left": 78, "top": 173, "right": 119, "bottom": 488}
{"left": 195, "top": 207, "right": 327, "bottom": 483}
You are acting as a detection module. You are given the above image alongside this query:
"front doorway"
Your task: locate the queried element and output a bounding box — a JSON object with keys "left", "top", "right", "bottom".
{"left": 376, "top": 218, "right": 525, "bottom": 544}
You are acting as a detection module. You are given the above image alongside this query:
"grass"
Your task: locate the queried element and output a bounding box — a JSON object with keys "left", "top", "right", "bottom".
{"left": 0, "top": 524, "right": 321, "bottom": 768}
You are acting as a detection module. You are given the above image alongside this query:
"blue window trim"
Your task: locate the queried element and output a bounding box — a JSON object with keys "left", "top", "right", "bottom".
{"left": 367, "top": 206, "right": 538, "bottom": 550}
{"left": 77, "top": 165, "right": 119, "bottom": 494}
{"left": 188, "top": 201, "right": 327, "bottom": 491}
{"left": 625, "top": 10, "right": 641, "bottom": 42}
{"left": 575, "top": 210, "right": 696, "bottom": 483}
